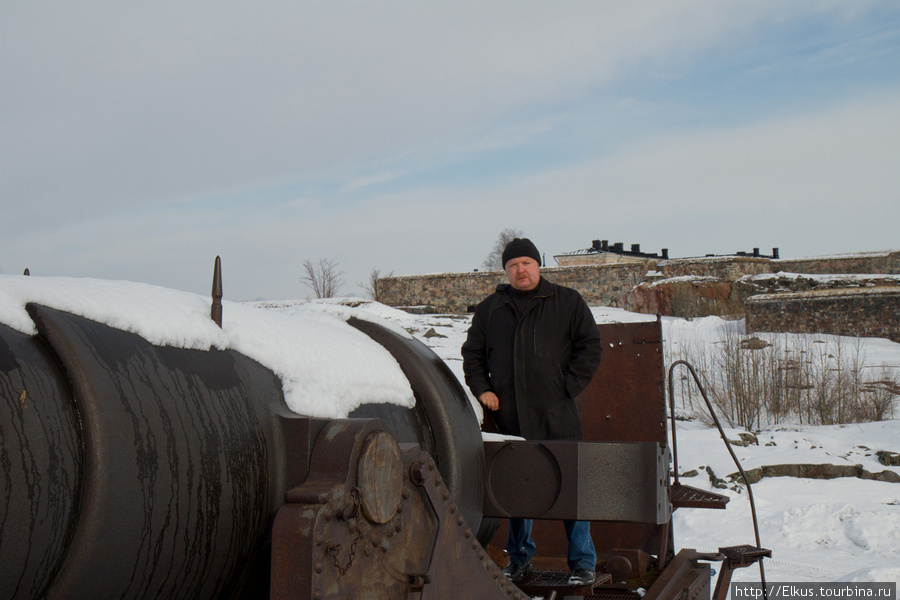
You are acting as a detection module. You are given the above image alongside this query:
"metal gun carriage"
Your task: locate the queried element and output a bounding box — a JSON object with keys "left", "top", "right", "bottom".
{"left": 1, "top": 271, "right": 768, "bottom": 600}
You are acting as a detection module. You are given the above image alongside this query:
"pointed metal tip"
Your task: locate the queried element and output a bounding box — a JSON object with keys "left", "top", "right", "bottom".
{"left": 211, "top": 256, "right": 223, "bottom": 328}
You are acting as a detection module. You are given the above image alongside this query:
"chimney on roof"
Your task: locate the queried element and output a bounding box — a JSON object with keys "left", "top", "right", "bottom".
{"left": 773, "top": 248, "right": 779, "bottom": 259}
{"left": 661, "top": 248, "right": 669, "bottom": 259}
{"left": 753, "top": 248, "right": 760, "bottom": 257}
{"left": 613, "top": 242, "right": 624, "bottom": 252}
{"left": 631, "top": 244, "right": 640, "bottom": 254}
{"left": 592, "top": 239, "right": 601, "bottom": 251}
{"left": 601, "top": 240, "right": 609, "bottom": 251}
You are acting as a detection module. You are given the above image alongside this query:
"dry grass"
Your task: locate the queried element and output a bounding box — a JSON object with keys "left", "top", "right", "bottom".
{"left": 667, "top": 323, "right": 899, "bottom": 429}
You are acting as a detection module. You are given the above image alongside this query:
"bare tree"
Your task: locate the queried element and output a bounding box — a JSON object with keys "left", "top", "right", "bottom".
{"left": 359, "top": 267, "right": 394, "bottom": 302}
{"left": 300, "top": 258, "right": 345, "bottom": 298}
{"left": 482, "top": 228, "right": 524, "bottom": 271}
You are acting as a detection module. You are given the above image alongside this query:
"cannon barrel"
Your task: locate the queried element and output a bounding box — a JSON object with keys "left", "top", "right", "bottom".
{"left": 0, "top": 303, "right": 484, "bottom": 600}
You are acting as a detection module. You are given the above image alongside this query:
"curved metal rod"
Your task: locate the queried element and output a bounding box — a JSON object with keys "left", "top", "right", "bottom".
{"left": 667, "top": 359, "right": 768, "bottom": 591}
{"left": 667, "top": 360, "right": 682, "bottom": 487}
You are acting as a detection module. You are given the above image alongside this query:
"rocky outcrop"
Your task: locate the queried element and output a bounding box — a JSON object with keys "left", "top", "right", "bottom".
{"left": 624, "top": 276, "right": 744, "bottom": 318}
{"left": 877, "top": 450, "right": 900, "bottom": 466}
{"left": 729, "top": 463, "right": 900, "bottom": 485}
{"left": 622, "top": 271, "right": 900, "bottom": 320}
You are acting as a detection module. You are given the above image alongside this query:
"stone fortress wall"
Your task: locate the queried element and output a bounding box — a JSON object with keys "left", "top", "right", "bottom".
{"left": 378, "top": 250, "right": 900, "bottom": 342}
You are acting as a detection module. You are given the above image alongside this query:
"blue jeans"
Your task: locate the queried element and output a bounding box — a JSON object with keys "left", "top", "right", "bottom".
{"left": 506, "top": 518, "right": 596, "bottom": 571}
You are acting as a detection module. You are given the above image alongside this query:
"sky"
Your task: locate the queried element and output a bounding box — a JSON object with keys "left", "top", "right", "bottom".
{"left": 2, "top": 2, "right": 899, "bottom": 301}
{"left": 3, "top": 275, "right": 899, "bottom": 588}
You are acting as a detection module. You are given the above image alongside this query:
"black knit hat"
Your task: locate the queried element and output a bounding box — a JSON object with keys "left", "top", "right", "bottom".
{"left": 502, "top": 238, "right": 541, "bottom": 268}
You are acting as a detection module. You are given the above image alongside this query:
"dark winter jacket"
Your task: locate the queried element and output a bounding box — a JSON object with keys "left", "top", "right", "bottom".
{"left": 461, "top": 277, "right": 603, "bottom": 440}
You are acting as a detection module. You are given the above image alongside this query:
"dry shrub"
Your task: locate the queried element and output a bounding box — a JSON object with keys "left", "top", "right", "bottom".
{"left": 667, "top": 324, "right": 899, "bottom": 429}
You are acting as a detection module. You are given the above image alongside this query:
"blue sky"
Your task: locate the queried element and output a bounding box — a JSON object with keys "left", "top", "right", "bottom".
{"left": 2, "top": 2, "right": 898, "bottom": 300}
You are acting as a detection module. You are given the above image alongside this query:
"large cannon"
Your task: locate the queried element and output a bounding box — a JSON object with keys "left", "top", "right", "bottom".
{"left": 1, "top": 275, "right": 768, "bottom": 599}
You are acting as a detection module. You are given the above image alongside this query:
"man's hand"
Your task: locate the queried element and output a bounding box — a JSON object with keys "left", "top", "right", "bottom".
{"left": 478, "top": 391, "right": 499, "bottom": 411}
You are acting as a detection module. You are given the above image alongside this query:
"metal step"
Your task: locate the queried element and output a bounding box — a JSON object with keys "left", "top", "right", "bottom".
{"left": 671, "top": 483, "right": 730, "bottom": 509}
{"left": 585, "top": 590, "right": 644, "bottom": 600}
{"left": 515, "top": 569, "right": 612, "bottom": 598}
{"left": 719, "top": 544, "right": 772, "bottom": 564}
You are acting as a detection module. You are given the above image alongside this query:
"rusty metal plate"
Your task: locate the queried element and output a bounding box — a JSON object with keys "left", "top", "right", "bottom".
{"left": 357, "top": 431, "right": 404, "bottom": 524}
{"left": 577, "top": 320, "right": 667, "bottom": 444}
{"left": 272, "top": 424, "right": 532, "bottom": 600}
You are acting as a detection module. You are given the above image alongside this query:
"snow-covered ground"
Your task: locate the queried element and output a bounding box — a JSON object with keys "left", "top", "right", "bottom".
{"left": 2, "top": 275, "right": 898, "bottom": 592}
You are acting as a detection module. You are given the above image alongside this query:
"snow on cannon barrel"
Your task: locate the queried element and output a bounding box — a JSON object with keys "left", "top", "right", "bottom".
{"left": 0, "top": 276, "right": 490, "bottom": 600}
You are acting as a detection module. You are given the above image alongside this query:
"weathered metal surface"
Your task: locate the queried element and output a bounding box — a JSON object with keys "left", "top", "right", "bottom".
{"left": 357, "top": 430, "right": 404, "bottom": 524}
{"left": 642, "top": 549, "right": 712, "bottom": 600}
{"left": 211, "top": 255, "right": 223, "bottom": 327}
{"left": 586, "top": 589, "right": 645, "bottom": 600}
{"left": 483, "top": 440, "right": 669, "bottom": 523}
{"left": 0, "top": 323, "right": 82, "bottom": 600}
{"left": 2, "top": 292, "right": 770, "bottom": 600}
{"left": 347, "top": 316, "right": 486, "bottom": 538}
{"left": 1, "top": 303, "right": 489, "bottom": 600}
{"left": 578, "top": 319, "right": 667, "bottom": 444}
{"left": 20, "top": 304, "right": 290, "bottom": 599}
{"left": 671, "top": 483, "right": 729, "bottom": 509}
{"left": 517, "top": 569, "right": 612, "bottom": 599}
{"left": 711, "top": 545, "right": 772, "bottom": 600}
{"left": 272, "top": 419, "right": 529, "bottom": 600}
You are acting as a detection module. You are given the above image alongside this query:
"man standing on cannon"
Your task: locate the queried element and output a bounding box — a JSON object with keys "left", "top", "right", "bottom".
{"left": 461, "top": 237, "right": 604, "bottom": 586}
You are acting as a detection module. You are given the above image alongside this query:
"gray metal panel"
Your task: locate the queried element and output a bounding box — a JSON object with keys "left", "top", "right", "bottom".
{"left": 577, "top": 442, "right": 669, "bottom": 523}
{"left": 483, "top": 440, "right": 670, "bottom": 523}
